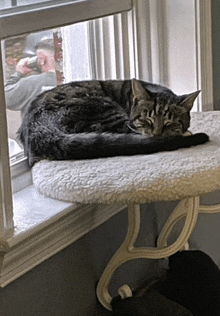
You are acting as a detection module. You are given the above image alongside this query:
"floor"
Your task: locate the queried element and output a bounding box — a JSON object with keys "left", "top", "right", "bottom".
{"left": 93, "top": 301, "right": 112, "bottom": 316}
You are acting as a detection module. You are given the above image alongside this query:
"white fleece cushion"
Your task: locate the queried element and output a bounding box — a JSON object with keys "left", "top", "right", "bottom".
{"left": 32, "top": 111, "right": 220, "bottom": 204}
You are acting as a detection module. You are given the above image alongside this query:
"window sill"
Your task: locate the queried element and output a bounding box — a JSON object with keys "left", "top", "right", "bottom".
{"left": 0, "top": 185, "right": 125, "bottom": 287}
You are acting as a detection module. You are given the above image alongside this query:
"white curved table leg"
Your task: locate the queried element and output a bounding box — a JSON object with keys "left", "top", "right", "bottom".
{"left": 199, "top": 203, "right": 220, "bottom": 214}
{"left": 157, "top": 197, "right": 200, "bottom": 249}
{"left": 97, "top": 197, "right": 199, "bottom": 310}
{"left": 97, "top": 203, "right": 141, "bottom": 310}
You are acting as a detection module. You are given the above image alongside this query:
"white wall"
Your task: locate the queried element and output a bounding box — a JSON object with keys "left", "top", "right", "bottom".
{"left": 165, "top": 0, "right": 198, "bottom": 96}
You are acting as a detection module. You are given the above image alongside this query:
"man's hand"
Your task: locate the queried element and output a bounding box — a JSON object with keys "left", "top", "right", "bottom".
{"left": 16, "top": 58, "right": 33, "bottom": 76}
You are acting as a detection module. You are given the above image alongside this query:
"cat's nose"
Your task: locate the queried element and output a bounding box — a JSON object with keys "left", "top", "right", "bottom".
{"left": 152, "top": 117, "right": 163, "bottom": 136}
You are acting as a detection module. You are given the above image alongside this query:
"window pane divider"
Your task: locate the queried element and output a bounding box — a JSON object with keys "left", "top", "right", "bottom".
{"left": 0, "top": 43, "right": 13, "bottom": 238}
{"left": 0, "top": 0, "right": 132, "bottom": 39}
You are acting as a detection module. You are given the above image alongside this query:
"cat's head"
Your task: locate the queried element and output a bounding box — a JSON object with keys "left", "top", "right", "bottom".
{"left": 130, "top": 79, "right": 200, "bottom": 137}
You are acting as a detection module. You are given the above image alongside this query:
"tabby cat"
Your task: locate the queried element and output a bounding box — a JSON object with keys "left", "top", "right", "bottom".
{"left": 18, "top": 79, "right": 209, "bottom": 166}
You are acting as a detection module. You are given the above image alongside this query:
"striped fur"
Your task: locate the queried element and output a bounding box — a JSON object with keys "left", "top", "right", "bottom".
{"left": 18, "top": 79, "right": 209, "bottom": 166}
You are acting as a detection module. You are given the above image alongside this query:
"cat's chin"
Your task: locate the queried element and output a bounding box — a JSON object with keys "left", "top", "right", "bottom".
{"left": 146, "top": 131, "right": 193, "bottom": 138}
{"left": 182, "top": 130, "right": 192, "bottom": 137}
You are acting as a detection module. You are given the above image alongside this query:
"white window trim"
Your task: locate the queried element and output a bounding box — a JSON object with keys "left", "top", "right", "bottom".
{"left": 195, "top": 0, "right": 213, "bottom": 111}
{"left": 0, "top": 186, "right": 126, "bottom": 287}
{"left": 0, "top": 43, "right": 13, "bottom": 237}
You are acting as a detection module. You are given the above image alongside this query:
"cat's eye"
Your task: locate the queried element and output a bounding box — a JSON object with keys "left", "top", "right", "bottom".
{"left": 140, "top": 118, "right": 153, "bottom": 126}
{"left": 165, "top": 121, "right": 173, "bottom": 127}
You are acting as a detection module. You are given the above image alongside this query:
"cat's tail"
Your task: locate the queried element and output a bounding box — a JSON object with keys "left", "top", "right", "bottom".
{"left": 20, "top": 125, "right": 209, "bottom": 166}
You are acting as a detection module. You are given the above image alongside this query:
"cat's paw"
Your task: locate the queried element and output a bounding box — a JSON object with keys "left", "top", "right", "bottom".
{"left": 182, "top": 130, "right": 192, "bottom": 137}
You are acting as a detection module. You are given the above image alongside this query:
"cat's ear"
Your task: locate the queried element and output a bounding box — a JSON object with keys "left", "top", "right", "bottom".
{"left": 132, "top": 79, "right": 151, "bottom": 101}
{"left": 179, "top": 90, "right": 200, "bottom": 111}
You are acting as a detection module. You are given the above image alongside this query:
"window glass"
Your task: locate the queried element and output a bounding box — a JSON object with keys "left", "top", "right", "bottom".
{"left": 3, "top": 22, "right": 90, "bottom": 158}
{"left": 0, "top": 0, "right": 12, "bottom": 9}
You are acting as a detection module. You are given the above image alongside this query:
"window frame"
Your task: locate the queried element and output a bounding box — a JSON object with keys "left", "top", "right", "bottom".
{"left": 0, "top": 0, "right": 132, "bottom": 38}
{"left": 0, "top": 0, "right": 132, "bottom": 288}
{"left": 0, "top": 0, "right": 132, "bottom": 240}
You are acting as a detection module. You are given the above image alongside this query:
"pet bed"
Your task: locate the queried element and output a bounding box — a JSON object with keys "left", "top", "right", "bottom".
{"left": 32, "top": 111, "right": 220, "bottom": 310}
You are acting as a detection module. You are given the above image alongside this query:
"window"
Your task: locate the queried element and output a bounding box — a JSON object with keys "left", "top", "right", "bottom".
{"left": 0, "top": 0, "right": 213, "bottom": 286}
{"left": 5, "top": 24, "right": 91, "bottom": 159}
{"left": 0, "top": 0, "right": 213, "bottom": 232}
{"left": 4, "top": 10, "right": 135, "bottom": 174}
{"left": 0, "top": 0, "right": 133, "bottom": 287}
{"left": 0, "top": 0, "right": 132, "bottom": 241}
